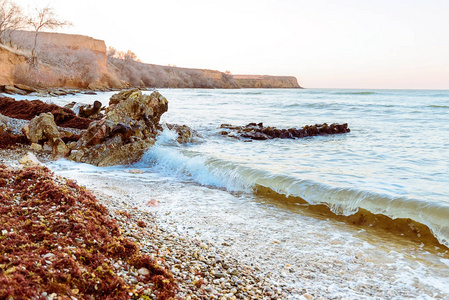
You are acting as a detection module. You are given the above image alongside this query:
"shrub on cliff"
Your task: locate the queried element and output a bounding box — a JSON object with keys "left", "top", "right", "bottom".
{"left": 107, "top": 50, "right": 238, "bottom": 88}
{"left": 12, "top": 46, "right": 102, "bottom": 88}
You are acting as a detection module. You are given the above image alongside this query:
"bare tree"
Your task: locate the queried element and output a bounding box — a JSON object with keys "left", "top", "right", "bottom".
{"left": 0, "top": 0, "right": 24, "bottom": 45}
{"left": 26, "top": 6, "right": 71, "bottom": 67}
{"left": 106, "top": 46, "right": 116, "bottom": 60}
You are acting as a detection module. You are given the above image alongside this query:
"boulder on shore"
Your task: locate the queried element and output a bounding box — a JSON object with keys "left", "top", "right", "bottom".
{"left": 68, "top": 89, "right": 168, "bottom": 166}
{"left": 24, "top": 112, "right": 70, "bottom": 158}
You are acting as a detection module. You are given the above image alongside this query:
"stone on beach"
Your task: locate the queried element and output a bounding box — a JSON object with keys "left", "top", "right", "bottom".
{"left": 25, "top": 112, "right": 69, "bottom": 158}
{"left": 18, "top": 152, "right": 41, "bottom": 166}
{"left": 146, "top": 199, "right": 160, "bottom": 207}
{"left": 0, "top": 113, "right": 8, "bottom": 133}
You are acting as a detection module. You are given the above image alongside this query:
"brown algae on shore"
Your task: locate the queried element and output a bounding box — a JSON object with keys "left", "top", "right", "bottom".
{"left": 0, "top": 165, "right": 177, "bottom": 299}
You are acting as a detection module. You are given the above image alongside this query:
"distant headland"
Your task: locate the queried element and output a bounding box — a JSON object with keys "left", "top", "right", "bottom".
{"left": 0, "top": 31, "right": 302, "bottom": 92}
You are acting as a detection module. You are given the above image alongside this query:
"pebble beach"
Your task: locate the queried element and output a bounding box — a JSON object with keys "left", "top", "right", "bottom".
{"left": 2, "top": 88, "right": 449, "bottom": 299}
{"left": 0, "top": 146, "right": 307, "bottom": 300}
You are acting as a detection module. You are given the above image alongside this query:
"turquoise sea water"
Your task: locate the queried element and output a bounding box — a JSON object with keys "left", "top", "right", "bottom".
{"left": 12, "top": 88, "right": 449, "bottom": 298}
{"left": 151, "top": 88, "right": 449, "bottom": 246}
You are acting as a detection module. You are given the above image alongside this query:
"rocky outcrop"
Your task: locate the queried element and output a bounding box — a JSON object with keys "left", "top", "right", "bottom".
{"left": 220, "top": 122, "right": 350, "bottom": 140}
{"left": 232, "top": 75, "right": 302, "bottom": 88}
{"left": 68, "top": 89, "right": 168, "bottom": 166}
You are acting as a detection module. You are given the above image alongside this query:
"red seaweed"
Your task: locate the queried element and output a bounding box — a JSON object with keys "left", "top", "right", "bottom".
{"left": 0, "top": 165, "right": 177, "bottom": 299}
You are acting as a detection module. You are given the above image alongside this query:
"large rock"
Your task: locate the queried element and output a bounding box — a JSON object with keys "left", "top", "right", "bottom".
{"left": 68, "top": 89, "right": 168, "bottom": 166}
{"left": 25, "top": 112, "right": 69, "bottom": 158}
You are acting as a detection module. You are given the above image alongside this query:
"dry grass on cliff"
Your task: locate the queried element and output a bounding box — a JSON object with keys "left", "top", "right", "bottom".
{"left": 108, "top": 57, "right": 237, "bottom": 89}
{"left": 0, "top": 165, "right": 177, "bottom": 299}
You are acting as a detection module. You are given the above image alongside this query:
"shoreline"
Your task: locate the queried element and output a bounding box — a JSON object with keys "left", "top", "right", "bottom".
{"left": 0, "top": 147, "right": 305, "bottom": 299}
{"left": 1, "top": 89, "right": 449, "bottom": 299}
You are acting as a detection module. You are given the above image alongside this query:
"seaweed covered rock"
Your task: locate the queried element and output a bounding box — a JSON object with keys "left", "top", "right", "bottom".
{"left": 220, "top": 122, "right": 350, "bottom": 140}
{"left": 68, "top": 89, "right": 168, "bottom": 166}
{"left": 0, "top": 96, "right": 92, "bottom": 129}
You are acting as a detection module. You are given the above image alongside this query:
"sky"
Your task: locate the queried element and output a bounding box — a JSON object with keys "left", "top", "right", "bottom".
{"left": 13, "top": 0, "right": 449, "bottom": 89}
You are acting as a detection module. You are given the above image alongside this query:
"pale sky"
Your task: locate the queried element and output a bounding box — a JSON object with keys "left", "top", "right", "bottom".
{"left": 13, "top": 0, "right": 449, "bottom": 89}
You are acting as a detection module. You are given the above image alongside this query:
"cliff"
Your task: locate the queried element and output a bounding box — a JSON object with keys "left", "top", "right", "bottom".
{"left": 4, "top": 30, "right": 123, "bottom": 89}
{"left": 9, "top": 31, "right": 108, "bottom": 73}
{"left": 233, "top": 75, "right": 301, "bottom": 88}
{"left": 0, "top": 45, "right": 27, "bottom": 86}
{"left": 1, "top": 31, "right": 301, "bottom": 90}
{"left": 109, "top": 59, "right": 301, "bottom": 89}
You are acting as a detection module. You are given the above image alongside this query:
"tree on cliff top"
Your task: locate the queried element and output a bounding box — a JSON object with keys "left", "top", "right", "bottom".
{"left": 26, "top": 5, "right": 71, "bottom": 67}
{"left": 0, "top": 0, "right": 25, "bottom": 45}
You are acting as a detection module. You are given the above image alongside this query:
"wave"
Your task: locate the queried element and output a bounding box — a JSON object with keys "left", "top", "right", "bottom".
{"left": 334, "top": 91, "right": 377, "bottom": 95}
{"left": 136, "top": 136, "right": 449, "bottom": 248}
{"left": 428, "top": 105, "right": 449, "bottom": 109}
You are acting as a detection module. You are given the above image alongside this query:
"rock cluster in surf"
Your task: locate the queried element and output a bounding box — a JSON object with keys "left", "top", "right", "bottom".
{"left": 68, "top": 89, "right": 168, "bottom": 166}
{"left": 220, "top": 122, "right": 350, "bottom": 140}
{"left": 0, "top": 89, "right": 170, "bottom": 165}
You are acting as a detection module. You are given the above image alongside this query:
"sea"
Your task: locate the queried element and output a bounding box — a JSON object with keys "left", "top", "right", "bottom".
{"left": 12, "top": 88, "right": 449, "bottom": 298}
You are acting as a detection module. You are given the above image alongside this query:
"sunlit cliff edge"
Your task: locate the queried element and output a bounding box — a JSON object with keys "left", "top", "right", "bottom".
{"left": 0, "top": 31, "right": 302, "bottom": 90}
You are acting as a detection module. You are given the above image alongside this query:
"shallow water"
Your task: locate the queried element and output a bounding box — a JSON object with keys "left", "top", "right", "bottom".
{"left": 16, "top": 87, "right": 449, "bottom": 298}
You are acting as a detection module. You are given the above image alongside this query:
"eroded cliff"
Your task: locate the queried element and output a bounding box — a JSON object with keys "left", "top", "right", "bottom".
{"left": 233, "top": 75, "right": 301, "bottom": 88}
{"left": 0, "top": 45, "right": 27, "bottom": 86}
{"left": 1, "top": 31, "right": 301, "bottom": 90}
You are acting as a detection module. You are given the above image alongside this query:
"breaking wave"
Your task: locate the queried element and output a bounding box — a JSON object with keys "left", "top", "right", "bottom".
{"left": 136, "top": 132, "right": 449, "bottom": 248}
